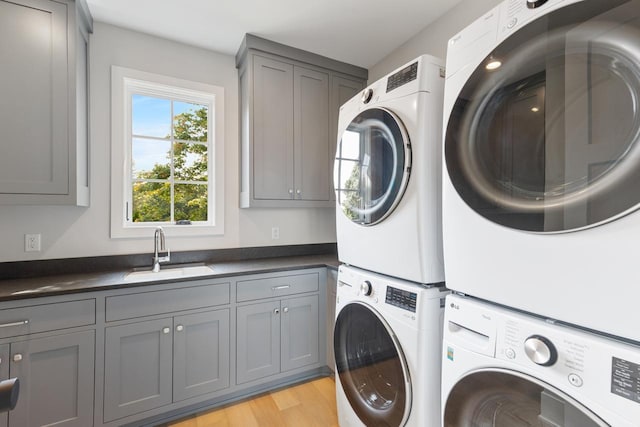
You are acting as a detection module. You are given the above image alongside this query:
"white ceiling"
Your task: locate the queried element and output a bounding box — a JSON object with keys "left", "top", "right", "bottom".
{"left": 85, "top": 0, "right": 462, "bottom": 69}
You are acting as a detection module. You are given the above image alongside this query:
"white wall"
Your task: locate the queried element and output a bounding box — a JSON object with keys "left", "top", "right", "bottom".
{"left": 368, "top": 0, "right": 503, "bottom": 82}
{"left": 0, "top": 23, "right": 336, "bottom": 262}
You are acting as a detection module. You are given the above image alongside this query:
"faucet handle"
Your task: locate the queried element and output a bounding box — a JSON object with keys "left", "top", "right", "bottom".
{"left": 158, "top": 249, "right": 170, "bottom": 263}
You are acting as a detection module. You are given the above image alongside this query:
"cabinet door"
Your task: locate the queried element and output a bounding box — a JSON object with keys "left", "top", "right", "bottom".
{"left": 0, "top": 0, "right": 69, "bottom": 195}
{"left": 294, "top": 66, "right": 330, "bottom": 201}
{"left": 104, "top": 319, "right": 172, "bottom": 422}
{"left": 173, "top": 309, "right": 230, "bottom": 402}
{"left": 281, "top": 295, "right": 319, "bottom": 372}
{"left": 329, "top": 76, "right": 364, "bottom": 201}
{"left": 237, "top": 301, "right": 281, "bottom": 384}
{"left": 253, "top": 55, "right": 294, "bottom": 200}
{"left": 9, "top": 330, "right": 94, "bottom": 427}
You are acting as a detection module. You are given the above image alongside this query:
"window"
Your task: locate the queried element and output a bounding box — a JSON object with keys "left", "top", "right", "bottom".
{"left": 111, "top": 67, "right": 224, "bottom": 238}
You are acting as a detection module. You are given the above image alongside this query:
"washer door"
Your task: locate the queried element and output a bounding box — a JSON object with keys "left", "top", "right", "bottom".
{"left": 334, "top": 108, "right": 411, "bottom": 225}
{"left": 334, "top": 302, "right": 411, "bottom": 427}
{"left": 444, "top": 370, "right": 607, "bottom": 426}
{"left": 445, "top": 0, "right": 640, "bottom": 232}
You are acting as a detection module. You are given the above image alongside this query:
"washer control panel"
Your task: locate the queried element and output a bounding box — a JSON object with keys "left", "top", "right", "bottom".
{"left": 385, "top": 286, "right": 417, "bottom": 313}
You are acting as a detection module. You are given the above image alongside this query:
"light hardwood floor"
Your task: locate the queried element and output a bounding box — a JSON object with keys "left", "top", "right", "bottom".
{"left": 167, "top": 376, "right": 339, "bottom": 427}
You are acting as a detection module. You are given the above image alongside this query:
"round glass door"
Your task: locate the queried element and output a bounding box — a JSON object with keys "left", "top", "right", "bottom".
{"left": 444, "top": 370, "right": 607, "bottom": 426}
{"left": 445, "top": 0, "right": 640, "bottom": 232}
{"left": 334, "top": 302, "right": 410, "bottom": 427}
{"left": 334, "top": 108, "right": 411, "bottom": 225}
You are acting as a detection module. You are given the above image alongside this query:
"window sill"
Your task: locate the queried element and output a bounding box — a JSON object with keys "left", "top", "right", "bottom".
{"left": 110, "top": 224, "right": 223, "bottom": 239}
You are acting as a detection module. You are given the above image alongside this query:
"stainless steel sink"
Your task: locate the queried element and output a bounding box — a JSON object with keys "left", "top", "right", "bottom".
{"left": 124, "top": 264, "right": 214, "bottom": 282}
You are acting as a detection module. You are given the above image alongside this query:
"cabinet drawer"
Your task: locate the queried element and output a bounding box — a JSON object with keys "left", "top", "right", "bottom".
{"left": 237, "top": 272, "right": 319, "bottom": 302}
{"left": 106, "top": 282, "right": 230, "bottom": 322}
{"left": 0, "top": 299, "right": 95, "bottom": 339}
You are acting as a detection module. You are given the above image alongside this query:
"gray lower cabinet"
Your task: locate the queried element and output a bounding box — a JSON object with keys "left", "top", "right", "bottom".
{"left": 0, "top": 330, "right": 95, "bottom": 427}
{"left": 326, "top": 268, "right": 338, "bottom": 371}
{"left": 104, "top": 309, "right": 230, "bottom": 422}
{"left": 237, "top": 295, "right": 319, "bottom": 384}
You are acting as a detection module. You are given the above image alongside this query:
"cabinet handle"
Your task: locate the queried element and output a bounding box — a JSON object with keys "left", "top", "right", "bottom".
{"left": 162, "top": 327, "right": 171, "bottom": 334}
{"left": 0, "top": 320, "right": 29, "bottom": 328}
{"left": 296, "top": 189, "right": 301, "bottom": 195}
{"left": 176, "top": 325, "right": 184, "bottom": 332}
{"left": 274, "top": 308, "right": 280, "bottom": 315}
{"left": 272, "top": 285, "right": 290, "bottom": 290}
{"left": 12, "top": 354, "right": 22, "bottom": 363}
{"left": 288, "top": 189, "right": 294, "bottom": 195}
{"left": 283, "top": 307, "right": 289, "bottom": 313}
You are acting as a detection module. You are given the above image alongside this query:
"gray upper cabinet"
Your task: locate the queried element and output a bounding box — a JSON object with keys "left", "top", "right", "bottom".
{"left": 237, "top": 34, "right": 367, "bottom": 208}
{"left": 0, "top": 0, "right": 91, "bottom": 205}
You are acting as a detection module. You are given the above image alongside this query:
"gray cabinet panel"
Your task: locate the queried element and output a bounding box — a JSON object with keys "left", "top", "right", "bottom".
{"left": 105, "top": 282, "right": 230, "bottom": 321}
{"left": 294, "top": 66, "right": 330, "bottom": 201}
{"left": 9, "top": 330, "right": 94, "bottom": 427}
{"left": 0, "top": 0, "right": 68, "bottom": 195}
{"left": 253, "top": 55, "right": 294, "bottom": 200}
{"left": 0, "top": 0, "right": 90, "bottom": 205}
{"left": 281, "top": 295, "right": 319, "bottom": 372}
{"left": 104, "top": 319, "right": 173, "bottom": 422}
{"left": 236, "top": 271, "right": 319, "bottom": 302}
{"left": 236, "top": 301, "right": 281, "bottom": 384}
{"left": 326, "top": 268, "right": 338, "bottom": 371}
{"left": 0, "top": 299, "right": 95, "bottom": 339}
{"left": 173, "top": 309, "right": 230, "bottom": 402}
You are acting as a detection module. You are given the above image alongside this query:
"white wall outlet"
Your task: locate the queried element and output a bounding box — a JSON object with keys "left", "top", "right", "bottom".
{"left": 25, "top": 234, "right": 41, "bottom": 252}
{"left": 271, "top": 226, "right": 280, "bottom": 240}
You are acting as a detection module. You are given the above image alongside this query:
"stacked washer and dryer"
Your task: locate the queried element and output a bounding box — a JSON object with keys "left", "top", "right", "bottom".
{"left": 441, "top": 0, "right": 640, "bottom": 425}
{"left": 333, "top": 55, "right": 449, "bottom": 426}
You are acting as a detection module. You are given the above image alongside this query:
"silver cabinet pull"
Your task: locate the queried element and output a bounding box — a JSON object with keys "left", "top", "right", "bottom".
{"left": 272, "top": 285, "right": 290, "bottom": 290}
{"left": 162, "top": 327, "right": 170, "bottom": 334}
{"left": 288, "top": 189, "right": 293, "bottom": 194}
{"left": 296, "top": 189, "right": 301, "bottom": 195}
{"left": 283, "top": 307, "right": 289, "bottom": 313}
{"left": 176, "top": 325, "right": 184, "bottom": 332}
{"left": 12, "top": 354, "right": 22, "bottom": 363}
{"left": 274, "top": 308, "right": 280, "bottom": 315}
{"left": 0, "top": 320, "right": 29, "bottom": 328}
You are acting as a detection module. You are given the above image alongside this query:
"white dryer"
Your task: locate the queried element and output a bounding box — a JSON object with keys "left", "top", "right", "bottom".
{"left": 335, "top": 55, "right": 445, "bottom": 285}
{"left": 442, "top": 0, "right": 640, "bottom": 342}
{"left": 441, "top": 294, "right": 640, "bottom": 426}
{"left": 333, "top": 265, "right": 448, "bottom": 426}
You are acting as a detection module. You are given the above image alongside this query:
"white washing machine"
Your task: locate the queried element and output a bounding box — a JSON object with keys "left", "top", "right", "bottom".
{"left": 335, "top": 55, "right": 445, "bottom": 285}
{"left": 333, "top": 264, "right": 448, "bottom": 426}
{"left": 442, "top": 0, "right": 640, "bottom": 342}
{"left": 441, "top": 294, "right": 640, "bottom": 426}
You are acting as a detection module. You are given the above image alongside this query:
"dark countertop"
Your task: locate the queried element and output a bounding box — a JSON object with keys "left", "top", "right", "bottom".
{"left": 0, "top": 254, "right": 339, "bottom": 302}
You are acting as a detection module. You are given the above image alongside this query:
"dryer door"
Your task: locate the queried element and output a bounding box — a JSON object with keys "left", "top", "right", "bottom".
{"left": 334, "top": 302, "right": 411, "bottom": 427}
{"left": 445, "top": 0, "right": 640, "bottom": 232}
{"left": 444, "top": 370, "right": 607, "bottom": 426}
{"left": 334, "top": 108, "right": 411, "bottom": 225}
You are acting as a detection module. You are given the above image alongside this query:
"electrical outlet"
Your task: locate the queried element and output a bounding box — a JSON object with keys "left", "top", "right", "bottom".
{"left": 25, "top": 234, "right": 41, "bottom": 252}
{"left": 271, "top": 227, "right": 280, "bottom": 240}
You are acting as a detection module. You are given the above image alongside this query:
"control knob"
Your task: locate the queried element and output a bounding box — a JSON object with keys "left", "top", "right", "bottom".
{"left": 524, "top": 335, "right": 557, "bottom": 366}
{"left": 360, "top": 280, "right": 373, "bottom": 296}
{"left": 526, "top": 0, "right": 549, "bottom": 8}
{"left": 362, "top": 88, "right": 373, "bottom": 104}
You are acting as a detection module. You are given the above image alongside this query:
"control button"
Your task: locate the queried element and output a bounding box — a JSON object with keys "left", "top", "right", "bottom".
{"left": 568, "top": 373, "right": 583, "bottom": 387}
{"left": 507, "top": 18, "right": 517, "bottom": 29}
{"left": 524, "top": 335, "right": 558, "bottom": 366}
{"left": 505, "top": 348, "right": 516, "bottom": 359}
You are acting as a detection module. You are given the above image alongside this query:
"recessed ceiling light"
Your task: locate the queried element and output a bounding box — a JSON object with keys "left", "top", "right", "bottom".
{"left": 531, "top": 107, "right": 540, "bottom": 112}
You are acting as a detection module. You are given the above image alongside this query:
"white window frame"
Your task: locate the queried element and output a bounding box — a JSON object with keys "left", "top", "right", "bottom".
{"left": 110, "top": 66, "right": 224, "bottom": 238}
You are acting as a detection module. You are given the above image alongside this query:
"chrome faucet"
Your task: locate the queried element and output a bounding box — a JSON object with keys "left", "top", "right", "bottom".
{"left": 152, "top": 226, "right": 170, "bottom": 272}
